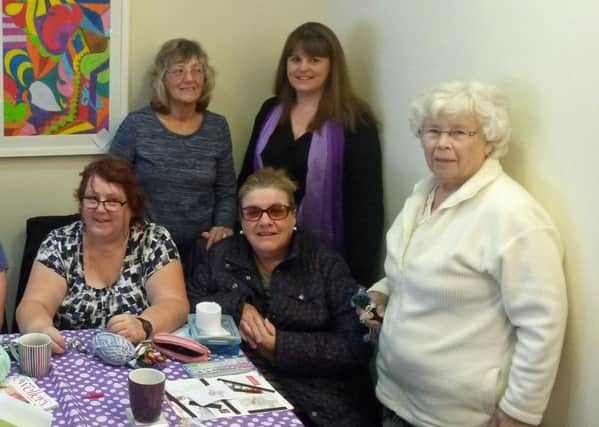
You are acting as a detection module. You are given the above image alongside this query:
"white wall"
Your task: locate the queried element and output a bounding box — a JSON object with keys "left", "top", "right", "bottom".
{"left": 324, "top": 1, "right": 598, "bottom": 425}
{"left": 0, "top": 0, "right": 323, "bottom": 329}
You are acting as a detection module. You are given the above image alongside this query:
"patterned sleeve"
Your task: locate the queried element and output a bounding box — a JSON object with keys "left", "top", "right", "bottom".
{"left": 141, "top": 223, "right": 180, "bottom": 280}
{"left": 0, "top": 243, "right": 8, "bottom": 271}
{"left": 35, "top": 230, "right": 68, "bottom": 278}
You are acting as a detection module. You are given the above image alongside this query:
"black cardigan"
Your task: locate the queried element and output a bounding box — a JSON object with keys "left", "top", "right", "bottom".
{"left": 238, "top": 98, "right": 384, "bottom": 286}
{"left": 185, "top": 231, "right": 380, "bottom": 426}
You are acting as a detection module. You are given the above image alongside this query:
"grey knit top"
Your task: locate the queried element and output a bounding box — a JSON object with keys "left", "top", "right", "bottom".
{"left": 109, "top": 106, "right": 237, "bottom": 245}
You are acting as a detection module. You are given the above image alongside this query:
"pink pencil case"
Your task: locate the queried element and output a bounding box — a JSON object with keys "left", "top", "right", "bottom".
{"left": 152, "top": 333, "right": 211, "bottom": 363}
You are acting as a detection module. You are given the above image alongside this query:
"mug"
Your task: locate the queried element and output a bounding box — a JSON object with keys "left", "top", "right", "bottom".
{"left": 9, "top": 333, "right": 52, "bottom": 378}
{"left": 128, "top": 368, "right": 165, "bottom": 423}
{"left": 196, "top": 301, "right": 223, "bottom": 335}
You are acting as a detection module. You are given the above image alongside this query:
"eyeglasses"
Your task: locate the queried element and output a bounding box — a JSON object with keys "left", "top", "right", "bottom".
{"left": 166, "top": 65, "right": 204, "bottom": 80}
{"left": 81, "top": 197, "right": 127, "bottom": 212}
{"left": 419, "top": 128, "right": 478, "bottom": 143}
{"left": 241, "top": 204, "right": 292, "bottom": 221}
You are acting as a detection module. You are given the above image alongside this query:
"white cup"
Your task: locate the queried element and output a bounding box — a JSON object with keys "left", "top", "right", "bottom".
{"left": 9, "top": 333, "right": 52, "bottom": 378}
{"left": 196, "top": 302, "right": 223, "bottom": 335}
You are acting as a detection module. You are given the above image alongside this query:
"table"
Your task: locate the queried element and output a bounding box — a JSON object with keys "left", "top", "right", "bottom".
{"left": 4, "top": 329, "right": 303, "bottom": 427}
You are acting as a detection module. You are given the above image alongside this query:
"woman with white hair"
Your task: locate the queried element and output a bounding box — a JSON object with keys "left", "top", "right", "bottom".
{"left": 360, "top": 81, "right": 567, "bottom": 427}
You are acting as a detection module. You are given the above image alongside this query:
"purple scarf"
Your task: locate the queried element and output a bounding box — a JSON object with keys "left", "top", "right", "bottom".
{"left": 253, "top": 104, "right": 345, "bottom": 251}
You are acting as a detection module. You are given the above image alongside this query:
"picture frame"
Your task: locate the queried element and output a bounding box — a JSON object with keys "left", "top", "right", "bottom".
{"left": 0, "top": 0, "right": 129, "bottom": 157}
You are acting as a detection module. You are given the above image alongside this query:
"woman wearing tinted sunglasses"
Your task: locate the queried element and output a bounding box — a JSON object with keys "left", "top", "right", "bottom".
{"left": 186, "top": 167, "right": 379, "bottom": 427}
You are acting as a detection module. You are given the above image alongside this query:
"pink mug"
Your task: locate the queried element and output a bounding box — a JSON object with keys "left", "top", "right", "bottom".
{"left": 9, "top": 333, "right": 52, "bottom": 378}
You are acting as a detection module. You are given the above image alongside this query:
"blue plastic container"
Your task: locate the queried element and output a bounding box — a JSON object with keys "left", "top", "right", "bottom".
{"left": 187, "top": 314, "right": 241, "bottom": 356}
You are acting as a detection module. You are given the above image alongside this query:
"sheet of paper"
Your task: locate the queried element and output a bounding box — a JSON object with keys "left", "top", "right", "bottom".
{"left": 165, "top": 371, "right": 293, "bottom": 420}
{"left": 205, "top": 372, "right": 293, "bottom": 414}
{"left": 91, "top": 128, "right": 112, "bottom": 150}
{"left": 166, "top": 379, "right": 239, "bottom": 406}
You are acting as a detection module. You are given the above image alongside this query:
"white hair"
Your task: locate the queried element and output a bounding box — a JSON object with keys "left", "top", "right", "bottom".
{"left": 408, "top": 81, "right": 512, "bottom": 159}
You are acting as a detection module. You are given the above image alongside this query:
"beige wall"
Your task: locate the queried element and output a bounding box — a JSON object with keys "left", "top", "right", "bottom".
{"left": 0, "top": 0, "right": 323, "bottom": 328}
{"left": 0, "top": 155, "right": 95, "bottom": 328}
{"left": 1, "top": 1, "right": 594, "bottom": 424}
{"left": 127, "top": 0, "right": 323, "bottom": 168}
{"left": 324, "top": 0, "right": 598, "bottom": 425}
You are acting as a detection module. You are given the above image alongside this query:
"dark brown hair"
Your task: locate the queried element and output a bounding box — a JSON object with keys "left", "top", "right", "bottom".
{"left": 273, "top": 22, "right": 376, "bottom": 132}
{"left": 75, "top": 157, "right": 145, "bottom": 224}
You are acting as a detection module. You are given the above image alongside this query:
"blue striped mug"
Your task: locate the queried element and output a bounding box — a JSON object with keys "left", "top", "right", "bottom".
{"left": 9, "top": 333, "right": 52, "bottom": 378}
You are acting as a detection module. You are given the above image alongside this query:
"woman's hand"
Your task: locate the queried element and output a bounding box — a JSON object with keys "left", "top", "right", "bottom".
{"left": 201, "top": 226, "right": 233, "bottom": 250}
{"left": 16, "top": 262, "right": 69, "bottom": 353}
{"left": 355, "top": 290, "right": 388, "bottom": 329}
{"left": 239, "top": 310, "right": 277, "bottom": 360}
{"left": 40, "top": 325, "right": 66, "bottom": 354}
{"left": 239, "top": 303, "right": 276, "bottom": 358}
{"left": 490, "top": 408, "right": 535, "bottom": 427}
{"left": 107, "top": 314, "right": 147, "bottom": 343}
{"left": 239, "top": 303, "right": 265, "bottom": 348}
{"left": 255, "top": 318, "right": 276, "bottom": 360}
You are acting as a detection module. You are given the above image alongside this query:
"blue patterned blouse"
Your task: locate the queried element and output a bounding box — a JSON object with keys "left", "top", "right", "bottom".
{"left": 36, "top": 220, "right": 179, "bottom": 330}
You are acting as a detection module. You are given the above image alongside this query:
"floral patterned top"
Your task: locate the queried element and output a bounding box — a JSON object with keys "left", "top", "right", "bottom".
{"left": 36, "top": 220, "right": 179, "bottom": 330}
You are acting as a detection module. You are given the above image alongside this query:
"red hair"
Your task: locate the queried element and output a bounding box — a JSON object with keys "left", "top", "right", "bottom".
{"left": 75, "top": 157, "right": 145, "bottom": 224}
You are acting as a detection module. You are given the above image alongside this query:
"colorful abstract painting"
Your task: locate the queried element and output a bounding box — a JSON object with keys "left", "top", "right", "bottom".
{"left": 2, "top": 0, "right": 111, "bottom": 136}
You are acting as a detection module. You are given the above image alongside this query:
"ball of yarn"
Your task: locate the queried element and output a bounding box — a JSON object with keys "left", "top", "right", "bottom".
{"left": 90, "top": 332, "right": 135, "bottom": 366}
{"left": 0, "top": 346, "right": 10, "bottom": 382}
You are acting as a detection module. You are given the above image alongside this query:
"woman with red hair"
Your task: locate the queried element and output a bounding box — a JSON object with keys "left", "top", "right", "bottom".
{"left": 17, "top": 157, "right": 189, "bottom": 353}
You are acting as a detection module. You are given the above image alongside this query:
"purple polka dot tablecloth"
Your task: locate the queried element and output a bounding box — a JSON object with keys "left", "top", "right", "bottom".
{"left": 4, "top": 329, "right": 303, "bottom": 426}
{"left": 197, "top": 412, "right": 303, "bottom": 427}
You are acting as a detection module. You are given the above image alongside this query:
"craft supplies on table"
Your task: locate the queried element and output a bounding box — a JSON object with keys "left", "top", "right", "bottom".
{"left": 195, "top": 302, "right": 227, "bottom": 335}
{"left": 165, "top": 370, "right": 293, "bottom": 421}
{"left": 1, "top": 329, "right": 303, "bottom": 427}
{"left": 184, "top": 355, "right": 254, "bottom": 379}
{"left": 187, "top": 314, "right": 241, "bottom": 355}
{"left": 0, "top": 374, "right": 58, "bottom": 409}
{"left": 90, "top": 331, "right": 136, "bottom": 366}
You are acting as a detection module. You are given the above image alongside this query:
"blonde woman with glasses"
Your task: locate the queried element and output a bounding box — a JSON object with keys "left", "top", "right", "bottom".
{"left": 110, "top": 38, "right": 236, "bottom": 263}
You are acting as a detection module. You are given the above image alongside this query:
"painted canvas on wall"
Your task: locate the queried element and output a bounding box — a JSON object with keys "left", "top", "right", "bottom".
{"left": 0, "top": 0, "right": 127, "bottom": 156}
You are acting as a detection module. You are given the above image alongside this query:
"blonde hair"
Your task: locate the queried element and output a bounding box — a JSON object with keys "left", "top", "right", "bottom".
{"left": 149, "top": 38, "right": 215, "bottom": 114}
{"left": 238, "top": 168, "right": 298, "bottom": 210}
